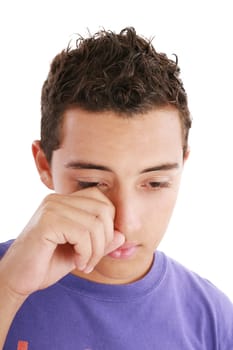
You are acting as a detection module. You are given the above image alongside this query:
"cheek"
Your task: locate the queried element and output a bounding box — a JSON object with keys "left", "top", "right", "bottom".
{"left": 142, "top": 191, "right": 178, "bottom": 234}
{"left": 157, "top": 191, "right": 178, "bottom": 214}
{"left": 149, "top": 189, "right": 178, "bottom": 213}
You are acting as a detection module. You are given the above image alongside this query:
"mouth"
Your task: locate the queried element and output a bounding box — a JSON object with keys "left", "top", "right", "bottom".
{"left": 107, "top": 242, "right": 140, "bottom": 260}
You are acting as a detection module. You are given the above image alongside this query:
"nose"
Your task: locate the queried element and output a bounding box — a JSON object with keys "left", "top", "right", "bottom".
{"left": 111, "top": 191, "right": 142, "bottom": 236}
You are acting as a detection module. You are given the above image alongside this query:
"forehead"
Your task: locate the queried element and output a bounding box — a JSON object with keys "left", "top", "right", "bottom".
{"left": 58, "top": 106, "right": 183, "bottom": 168}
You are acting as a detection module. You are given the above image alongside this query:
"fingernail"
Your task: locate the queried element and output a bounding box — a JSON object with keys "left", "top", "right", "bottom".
{"left": 84, "top": 266, "right": 94, "bottom": 274}
{"left": 115, "top": 232, "right": 125, "bottom": 245}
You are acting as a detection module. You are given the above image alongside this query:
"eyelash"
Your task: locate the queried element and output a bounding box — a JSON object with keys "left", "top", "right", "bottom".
{"left": 142, "top": 181, "right": 170, "bottom": 190}
{"left": 77, "top": 181, "right": 106, "bottom": 189}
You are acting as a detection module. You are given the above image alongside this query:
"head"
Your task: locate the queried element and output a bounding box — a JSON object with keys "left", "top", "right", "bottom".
{"left": 40, "top": 27, "right": 191, "bottom": 164}
{"left": 33, "top": 27, "right": 192, "bottom": 284}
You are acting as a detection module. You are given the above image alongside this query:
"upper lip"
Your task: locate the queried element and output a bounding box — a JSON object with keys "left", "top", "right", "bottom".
{"left": 117, "top": 242, "right": 139, "bottom": 250}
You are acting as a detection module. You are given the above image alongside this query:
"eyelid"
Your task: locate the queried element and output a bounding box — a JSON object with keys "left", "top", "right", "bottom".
{"left": 138, "top": 174, "right": 172, "bottom": 188}
{"left": 140, "top": 175, "right": 171, "bottom": 183}
{"left": 139, "top": 180, "right": 172, "bottom": 191}
{"left": 77, "top": 181, "right": 99, "bottom": 189}
{"left": 76, "top": 176, "right": 108, "bottom": 182}
{"left": 76, "top": 177, "right": 110, "bottom": 189}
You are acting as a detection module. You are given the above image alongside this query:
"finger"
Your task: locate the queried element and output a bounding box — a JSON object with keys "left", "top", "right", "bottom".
{"left": 104, "top": 230, "right": 125, "bottom": 255}
{"left": 47, "top": 191, "right": 115, "bottom": 246}
{"left": 71, "top": 188, "right": 115, "bottom": 246}
{"left": 39, "top": 192, "right": 115, "bottom": 271}
{"left": 72, "top": 227, "right": 93, "bottom": 271}
{"left": 71, "top": 211, "right": 108, "bottom": 271}
{"left": 82, "top": 216, "right": 106, "bottom": 273}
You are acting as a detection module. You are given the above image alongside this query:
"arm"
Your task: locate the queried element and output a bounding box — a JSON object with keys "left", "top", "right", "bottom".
{"left": 0, "top": 284, "right": 26, "bottom": 349}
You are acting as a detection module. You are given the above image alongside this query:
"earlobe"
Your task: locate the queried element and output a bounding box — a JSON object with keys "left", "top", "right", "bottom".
{"left": 183, "top": 147, "right": 190, "bottom": 163}
{"left": 32, "top": 141, "right": 54, "bottom": 190}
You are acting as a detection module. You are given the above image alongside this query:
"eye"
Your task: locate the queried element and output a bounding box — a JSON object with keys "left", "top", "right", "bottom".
{"left": 142, "top": 181, "right": 171, "bottom": 190}
{"left": 78, "top": 181, "right": 98, "bottom": 189}
{"left": 77, "top": 181, "right": 108, "bottom": 190}
{"left": 150, "top": 182, "right": 165, "bottom": 188}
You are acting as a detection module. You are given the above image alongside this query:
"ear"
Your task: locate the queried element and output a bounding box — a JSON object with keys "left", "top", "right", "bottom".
{"left": 183, "top": 147, "right": 190, "bottom": 164}
{"left": 32, "top": 140, "right": 54, "bottom": 190}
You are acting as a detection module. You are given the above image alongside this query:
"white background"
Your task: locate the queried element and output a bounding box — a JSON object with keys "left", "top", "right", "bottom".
{"left": 0, "top": 1, "right": 232, "bottom": 300}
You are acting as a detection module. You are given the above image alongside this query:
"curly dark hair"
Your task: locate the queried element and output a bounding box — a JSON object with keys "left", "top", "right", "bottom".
{"left": 40, "top": 27, "right": 192, "bottom": 163}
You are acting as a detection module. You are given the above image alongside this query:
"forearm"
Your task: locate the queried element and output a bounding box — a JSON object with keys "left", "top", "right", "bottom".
{"left": 0, "top": 283, "right": 26, "bottom": 349}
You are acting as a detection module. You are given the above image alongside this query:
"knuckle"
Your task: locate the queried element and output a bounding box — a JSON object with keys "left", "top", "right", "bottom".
{"left": 90, "top": 214, "right": 103, "bottom": 231}
{"left": 86, "top": 187, "right": 115, "bottom": 213}
{"left": 43, "top": 193, "right": 59, "bottom": 203}
{"left": 41, "top": 194, "right": 59, "bottom": 210}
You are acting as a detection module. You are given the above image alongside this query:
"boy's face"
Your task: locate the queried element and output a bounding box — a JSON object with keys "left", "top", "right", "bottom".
{"left": 38, "top": 106, "right": 187, "bottom": 284}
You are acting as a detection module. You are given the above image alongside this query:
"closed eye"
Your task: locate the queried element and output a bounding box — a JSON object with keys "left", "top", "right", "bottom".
{"left": 142, "top": 181, "right": 171, "bottom": 190}
{"left": 77, "top": 181, "right": 100, "bottom": 189}
{"left": 77, "top": 181, "right": 109, "bottom": 190}
{"left": 150, "top": 182, "right": 167, "bottom": 188}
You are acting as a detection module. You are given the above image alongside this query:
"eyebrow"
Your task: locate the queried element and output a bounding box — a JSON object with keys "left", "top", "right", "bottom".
{"left": 64, "top": 161, "right": 179, "bottom": 173}
{"left": 139, "top": 163, "right": 179, "bottom": 173}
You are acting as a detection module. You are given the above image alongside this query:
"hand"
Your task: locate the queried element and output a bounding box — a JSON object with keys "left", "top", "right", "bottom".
{"left": 0, "top": 187, "right": 125, "bottom": 299}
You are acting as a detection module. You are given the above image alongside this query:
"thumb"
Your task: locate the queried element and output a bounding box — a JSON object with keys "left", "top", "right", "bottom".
{"left": 104, "top": 230, "right": 125, "bottom": 255}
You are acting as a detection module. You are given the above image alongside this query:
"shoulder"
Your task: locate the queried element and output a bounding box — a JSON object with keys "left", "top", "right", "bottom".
{"left": 163, "top": 252, "right": 232, "bottom": 304}
{"left": 0, "top": 239, "right": 14, "bottom": 258}
{"left": 160, "top": 251, "right": 233, "bottom": 345}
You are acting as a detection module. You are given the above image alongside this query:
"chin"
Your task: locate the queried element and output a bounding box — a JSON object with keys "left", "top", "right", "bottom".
{"left": 94, "top": 251, "right": 154, "bottom": 284}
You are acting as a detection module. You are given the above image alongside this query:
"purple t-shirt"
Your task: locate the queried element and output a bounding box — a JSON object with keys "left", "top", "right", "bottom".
{"left": 1, "top": 240, "right": 233, "bottom": 349}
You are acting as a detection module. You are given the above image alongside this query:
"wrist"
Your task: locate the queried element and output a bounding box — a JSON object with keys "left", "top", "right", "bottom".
{"left": 0, "top": 277, "right": 28, "bottom": 309}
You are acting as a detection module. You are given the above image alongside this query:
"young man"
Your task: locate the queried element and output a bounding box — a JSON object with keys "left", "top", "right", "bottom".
{"left": 0, "top": 27, "right": 232, "bottom": 349}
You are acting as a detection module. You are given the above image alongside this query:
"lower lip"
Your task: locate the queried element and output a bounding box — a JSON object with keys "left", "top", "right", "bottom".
{"left": 108, "top": 245, "right": 139, "bottom": 260}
